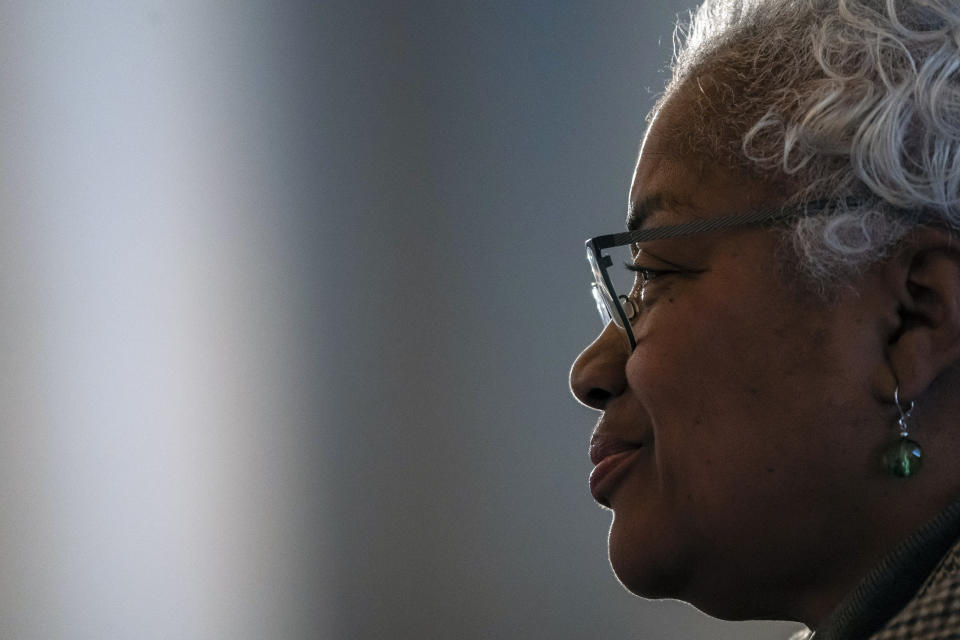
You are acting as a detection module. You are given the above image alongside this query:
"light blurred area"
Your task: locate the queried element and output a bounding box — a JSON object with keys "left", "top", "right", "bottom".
{"left": 0, "top": 2, "right": 325, "bottom": 638}
{"left": 0, "top": 2, "right": 804, "bottom": 639}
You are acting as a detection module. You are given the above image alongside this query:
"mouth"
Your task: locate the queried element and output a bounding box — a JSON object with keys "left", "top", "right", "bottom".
{"left": 589, "top": 441, "right": 643, "bottom": 508}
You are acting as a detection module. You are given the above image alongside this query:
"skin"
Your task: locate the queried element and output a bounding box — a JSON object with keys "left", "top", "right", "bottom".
{"left": 569, "top": 92, "right": 960, "bottom": 626}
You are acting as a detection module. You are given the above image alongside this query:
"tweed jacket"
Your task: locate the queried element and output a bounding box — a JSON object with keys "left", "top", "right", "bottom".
{"left": 867, "top": 537, "right": 960, "bottom": 639}
{"left": 809, "top": 502, "right": 960, "bottom": 640}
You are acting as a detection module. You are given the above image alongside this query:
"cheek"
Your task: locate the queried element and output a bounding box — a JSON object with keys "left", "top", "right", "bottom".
{"left": 622, "top": 295, "right": 823, "bottom": 489}
{"left": 628, "top": 279, "right": 824, "bottom": 405}
{"left": 625, "top": 293, "right": 871, "bottom": 500}
{"left": 625, "top": 300, "right": 745, "bottom": 426}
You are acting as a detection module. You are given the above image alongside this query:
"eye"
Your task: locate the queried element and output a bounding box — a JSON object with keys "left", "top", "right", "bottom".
{"left": 637, "top": 267, "right": 662, "bottom": 284}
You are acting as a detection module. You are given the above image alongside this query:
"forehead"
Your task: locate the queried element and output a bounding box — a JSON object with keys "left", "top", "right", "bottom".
{"left": 628, "top": 90, "right": 786, "bottom": 229}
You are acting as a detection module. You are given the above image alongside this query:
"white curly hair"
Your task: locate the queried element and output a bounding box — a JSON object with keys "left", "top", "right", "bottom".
{"left": 659, "top": 0, "right": 960, "bottom": 288}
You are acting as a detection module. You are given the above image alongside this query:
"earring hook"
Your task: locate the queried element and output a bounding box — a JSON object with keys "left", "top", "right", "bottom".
{"left": 894, "top": 385, "right": 914, "bottom": 437}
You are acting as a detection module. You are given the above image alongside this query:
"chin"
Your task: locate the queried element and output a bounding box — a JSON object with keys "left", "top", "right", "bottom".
{"left": 607, "top": 517, "right": 763, "bottom": 622}
{"left": 611, "top": 556, "right": 752, "bottom": 622}
{"left": 608, "top": 513, "right": 691, "bottom": 601}
{"left": 610, "top": 548, "right": 687, "bottom": 602}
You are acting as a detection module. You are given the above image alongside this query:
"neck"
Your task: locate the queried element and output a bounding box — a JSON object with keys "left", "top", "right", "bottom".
{"left": 810, "top": 500, "right": 960, "bottom": 638}
{"left": 689, "top": 491, "right": 960, "bottom": 626}
{"left": 798, "top": 492, "right": 960, "bottom": 628}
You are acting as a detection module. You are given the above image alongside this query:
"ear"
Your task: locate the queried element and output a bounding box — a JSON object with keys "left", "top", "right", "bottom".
{"left": 882, "top": 228, "right": 960, "bottom": 400}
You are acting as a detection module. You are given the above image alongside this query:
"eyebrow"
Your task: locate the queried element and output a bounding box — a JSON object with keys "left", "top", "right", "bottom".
{"left": 627, "top": 193, "right": 701, "bottom": 231}
{"left": 626, "top": 194, "right": 663, "bottom": 231}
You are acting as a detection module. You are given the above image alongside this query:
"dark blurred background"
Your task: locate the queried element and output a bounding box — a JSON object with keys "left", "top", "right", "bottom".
{"left": 0, "top": 2, "right": 804, "bottom": 638}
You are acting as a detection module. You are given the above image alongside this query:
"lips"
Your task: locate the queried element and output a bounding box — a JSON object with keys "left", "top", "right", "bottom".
{"left": 589, "top": 438, "right": 643, "bottom": 507}
{"left": 589, "top": 438, "right": 641, "bottom": 466}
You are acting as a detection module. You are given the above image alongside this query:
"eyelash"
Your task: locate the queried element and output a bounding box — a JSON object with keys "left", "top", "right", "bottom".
{"left": 624, "top": 263, "right": 677, "bottom": 285}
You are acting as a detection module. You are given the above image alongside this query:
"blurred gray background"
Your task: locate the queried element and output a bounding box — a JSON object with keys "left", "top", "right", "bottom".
{"left": 0, "top": 2, "right": 805, "bottom": 639}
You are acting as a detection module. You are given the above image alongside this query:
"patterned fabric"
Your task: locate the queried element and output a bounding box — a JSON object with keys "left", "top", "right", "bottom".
{"left": 868, "top": 539, "right": 960, "bottom": 640}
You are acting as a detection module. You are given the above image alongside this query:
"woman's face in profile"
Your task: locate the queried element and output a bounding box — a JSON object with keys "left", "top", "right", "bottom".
{"left": 570, "top": 96, "right": 891, "bottom": 619}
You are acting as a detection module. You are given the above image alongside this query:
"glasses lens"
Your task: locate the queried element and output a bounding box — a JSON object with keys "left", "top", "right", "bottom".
{"left": 590, "top": 283, "right": 613, "bottom": 325}
{"left": 587, "top": 244, "right": 640, "bottom": 329}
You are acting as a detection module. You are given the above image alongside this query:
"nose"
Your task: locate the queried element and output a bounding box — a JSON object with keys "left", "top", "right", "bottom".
{"left": 569, "top": 323, "right": 629, "bottom": 410}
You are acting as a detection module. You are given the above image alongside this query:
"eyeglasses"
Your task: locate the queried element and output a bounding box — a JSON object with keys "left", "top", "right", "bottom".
{"left": 586, "top": 202, "right": 836, "bottom": 350}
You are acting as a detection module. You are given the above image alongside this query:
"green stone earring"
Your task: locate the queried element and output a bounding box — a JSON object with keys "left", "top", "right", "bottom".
{"left": 882, "top": 386, "right": 922, "bottom": 478}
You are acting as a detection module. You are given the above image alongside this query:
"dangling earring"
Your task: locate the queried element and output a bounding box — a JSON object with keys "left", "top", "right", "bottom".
{"left": 881, "top": 386, "right": 923, "bottom": 477}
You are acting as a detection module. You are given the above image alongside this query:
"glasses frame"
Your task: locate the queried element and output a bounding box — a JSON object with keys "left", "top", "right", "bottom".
{"left": 586, "top": 201, "right": 840, "bottom": 350}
